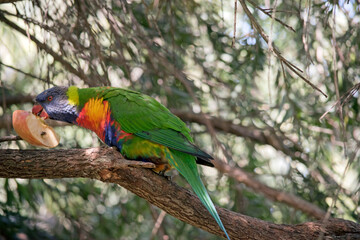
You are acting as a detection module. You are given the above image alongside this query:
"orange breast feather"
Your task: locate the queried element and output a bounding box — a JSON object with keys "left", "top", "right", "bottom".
{"left": 76, "top": 98, "right": 111, "bottom": 141}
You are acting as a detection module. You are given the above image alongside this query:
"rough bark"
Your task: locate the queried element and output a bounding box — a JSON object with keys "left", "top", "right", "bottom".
{"left": 0, "top": 147, "right": 359, "bottom": 240}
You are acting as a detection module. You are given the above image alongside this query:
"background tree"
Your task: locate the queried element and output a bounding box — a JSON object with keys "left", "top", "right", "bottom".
{"left": 0, "top": 0, "right": 359, "bottom": 239}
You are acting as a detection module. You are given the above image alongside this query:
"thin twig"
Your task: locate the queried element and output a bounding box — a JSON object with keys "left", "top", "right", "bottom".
{"left": 221, "top": 0, "right": 224, "bottom": 27}
{"left": 0, "top": 78, "right": 10, "bottom": 133}
{"left": 232, "top": 0, "right": 237, "bottom": 47}
{"left": 0, "top": 135, "right": 22, "bottom": 143}
{"left": 302, "top": 0, "right": 314, "bottom": 66}
{"left": 319, "top": 4, "right": 350, "bottom": 239}
{"left": 246, "top": 0, "right": 295, "bottom": 32}
{"left": 215, "top": 160, "right": 327, "bottom": 220}
{"left": 0, "top": 61, "right": 48, "bottom": 82}
{"left": 238, "top": 0, "right": 327, "bottom": 98}
{"left": 0, "top": 13, "right": 90, "bottom": 84}
{"left": 150, "top": 207, "right": 167, "bottom": 240}
{"left": 320, "top": 83, "right": 360, "bottom": 120}
{"left": 267, "top": 0, "right": 278, "bottom": 104}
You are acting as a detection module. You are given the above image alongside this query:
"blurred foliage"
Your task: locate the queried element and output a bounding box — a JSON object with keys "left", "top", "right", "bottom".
{"left": 0, "top": 0, "right": 360, "bottom": 239}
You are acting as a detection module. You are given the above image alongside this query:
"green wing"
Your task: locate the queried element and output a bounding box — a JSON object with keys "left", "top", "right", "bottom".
{"left": 136, "top": 129, "right": 213, "bottom": 161}
{"left": 79, "top": 87, "right": 213, "bottom": 162}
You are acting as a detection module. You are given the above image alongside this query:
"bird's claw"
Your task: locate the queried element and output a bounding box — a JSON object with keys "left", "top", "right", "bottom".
{"left": 157, "top": 170, "right": 172, "bottom": 180}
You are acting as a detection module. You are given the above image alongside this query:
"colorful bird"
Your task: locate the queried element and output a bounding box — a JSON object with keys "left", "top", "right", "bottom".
{"left": 32, "top": 86, "right": 230, "bottom": 239}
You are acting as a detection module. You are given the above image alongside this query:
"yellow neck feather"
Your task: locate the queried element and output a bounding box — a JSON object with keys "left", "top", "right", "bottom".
{"left": 67, "top": 86, "right": 79, "bottom": 106}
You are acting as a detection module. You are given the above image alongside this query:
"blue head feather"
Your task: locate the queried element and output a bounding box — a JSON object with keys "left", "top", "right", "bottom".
{"left": 36, "top": 86, "right": 78, "bottom": 123}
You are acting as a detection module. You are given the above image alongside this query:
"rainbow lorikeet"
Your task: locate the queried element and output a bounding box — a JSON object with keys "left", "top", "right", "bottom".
{"left": 32, "top": 86, "right": 230, "bottom": 239}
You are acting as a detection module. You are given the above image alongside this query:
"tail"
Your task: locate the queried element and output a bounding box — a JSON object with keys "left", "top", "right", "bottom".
{"left": 167, "top": 150, "right": 231, "bottom": 240}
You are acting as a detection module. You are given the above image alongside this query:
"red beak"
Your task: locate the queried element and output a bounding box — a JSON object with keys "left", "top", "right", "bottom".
{"left": 32, "top": 104, "right": 49, "bottom": 119}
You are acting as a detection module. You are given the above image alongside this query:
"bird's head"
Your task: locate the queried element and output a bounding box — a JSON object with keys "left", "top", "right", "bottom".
{"left": 32, "top": 86, "right": 78, "bottom": 123}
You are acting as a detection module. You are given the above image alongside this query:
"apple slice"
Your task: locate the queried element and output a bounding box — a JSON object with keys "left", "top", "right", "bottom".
{"left": 12, "top": 110, "right": 60, "bottom": 148}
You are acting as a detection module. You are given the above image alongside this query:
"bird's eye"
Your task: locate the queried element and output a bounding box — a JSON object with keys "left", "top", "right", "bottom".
{"left": 47, "top": 96, "right": 53, "bottom": 101}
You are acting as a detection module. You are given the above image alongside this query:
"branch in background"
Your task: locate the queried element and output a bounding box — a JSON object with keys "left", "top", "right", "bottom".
{"left": 1, "top": 147, "right": 359, "bottom": 239}
{"left": 0, "top": 135, "right": 21, "bottom": 142}
{"left": 0, "top": 13, "right": 94, "bottom": 86}
{"left": 0, "top": 94, "right": 33, "bottom": 106}
{"left": 0, "top": 114, "right": 12, "bottom": 130}
{"left": 172, "top": 109, "right": 346, "bottom": 199}
{"left": 232, "top": 0, "right": 237, "bottom": 47}
{"left": 149, "top": 204, "right": 167, "bottom": 239}
{"left": 0, "top": 61, "right": 48, "bottom": 83}
{"left": 320, "top": 83, "right": 360, "bottom": 120}
{"left": 172, "top": 110, "right": 304, "bottom": 159}
{"left": 246, "top": 0, "right": 295, "bottom": 32}
{"left": 214, "top": 160, "right": 326, "bottom": 219}
{"left": 238, "top": 0, "right": 327, "bottom": 98}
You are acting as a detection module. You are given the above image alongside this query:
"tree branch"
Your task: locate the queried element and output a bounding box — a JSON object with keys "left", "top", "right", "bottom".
{"left": 0, "top": 135, "right": 21, "bottom": 142}
{"left": 172, "top": 110, "right": 304, "bottom": 159}
{"left": 0, "top": 147, "right": 359, "bottom": 239}
{"left": 0, "top": 13, "right": 93, "bottom": 85}
{"left": 214, "top": 160, "right": 327, "bottom": 220}
{"left": 0, "top": 61, "right": 48, "bottom": 83}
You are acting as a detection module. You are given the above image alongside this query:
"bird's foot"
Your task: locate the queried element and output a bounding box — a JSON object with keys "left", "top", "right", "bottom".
{"left": 162, "top": 174, "right": 172, "bottom": 181}
{"left": 153, "top": 164, "right": 172, "bottom": 180}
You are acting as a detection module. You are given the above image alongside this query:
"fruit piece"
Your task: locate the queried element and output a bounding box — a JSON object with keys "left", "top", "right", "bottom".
{"left": 12, "top": 110, "right": 60, "bottom": 148}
